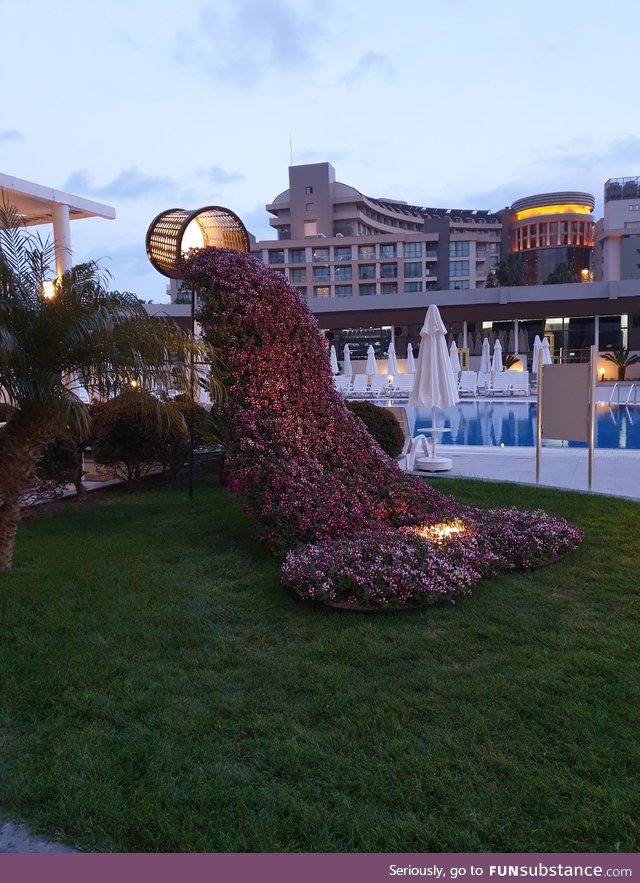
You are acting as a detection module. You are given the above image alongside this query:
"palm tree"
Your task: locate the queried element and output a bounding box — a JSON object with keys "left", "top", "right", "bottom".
{"left": 485, "top": 252, "right": 530, "bottom": 287}
{"left": 601, "top": 348, "right": 640, "bottom": 382}
{"left": 0, "top": 204, "right": 220, "bottom": 571}
{"left": 544, "top": 262, "right": 579, "bottom": 285}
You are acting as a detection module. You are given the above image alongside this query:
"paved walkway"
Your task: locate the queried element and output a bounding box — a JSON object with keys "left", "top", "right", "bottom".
{"left": 0, "top": 820, "right": 75, "bottom": 853}
{"left": 415, "top": 444, "right": 640, "bottom": 501}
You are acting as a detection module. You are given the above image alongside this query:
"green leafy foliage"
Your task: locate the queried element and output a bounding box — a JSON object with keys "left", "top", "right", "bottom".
{"left": 346, "top": 400, "right": 405, "bottom": 458}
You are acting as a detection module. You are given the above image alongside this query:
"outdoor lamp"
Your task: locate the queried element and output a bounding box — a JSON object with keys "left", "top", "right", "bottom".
{"left": 146, "top": 206, "right": 250, "bottom": 279}
{"left": 388, "top": 374, "right": 394, "bottom": 386}
{"left": 600, "top": 369, "right": 605, "bottom": 382}
{"left": 42, "top": 279, "right": 57, "bottom": 299}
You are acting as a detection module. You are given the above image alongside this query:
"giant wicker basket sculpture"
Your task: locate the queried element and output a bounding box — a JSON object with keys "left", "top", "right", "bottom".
{"left": 146, "top": 206, "right": 249, "bottom": 279}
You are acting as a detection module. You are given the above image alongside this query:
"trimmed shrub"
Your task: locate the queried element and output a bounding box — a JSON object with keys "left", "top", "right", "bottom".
{"left": 346, "top": 400, "right": 404, "bottom": 458}
{"left": 91, "top": 393, "right": 187, "bottom": 485}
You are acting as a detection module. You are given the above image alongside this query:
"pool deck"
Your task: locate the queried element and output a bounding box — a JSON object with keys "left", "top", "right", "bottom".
{"left": 413, "top": 444, "right": 640, "bottom": 502}
{"left": 382, "top": 393, "right": 640, "bottom": 502}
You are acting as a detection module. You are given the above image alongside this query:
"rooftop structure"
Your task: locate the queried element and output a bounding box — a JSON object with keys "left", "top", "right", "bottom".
{"left": 0, "top": 172, "right": 115, "bottom": 277}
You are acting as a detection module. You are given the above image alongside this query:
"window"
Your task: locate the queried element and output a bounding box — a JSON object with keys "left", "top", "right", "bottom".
{"left": 272, "top": 268, "right": 286, "bottom": 275}
{"left": 425, "top": 248, "right": 438, "bottom": 258}
{"left": 295, "top": 287, "right": 307, "bottom": 300}
{"left": 404, "top": 261, "right": 422, "bottom": 278}
{"left": 380, "top": 263, "right": 397, "bottom": 278}
{"left": 359, "top": 284, "right": 376, "bottom": 296}
{"left": 290, "top": 268, "right": 306, "bottom": 283}
{"left": 304, "top": 185, "right": 313, "bottom": 195}
{"left": 313, "top": 266, "right": 330, "bottom": 282}
{"left": 358, "top": 244, "right": 376, "bottom": 259}
{"left": 404, "top": 281, "right": 422, "bottom": 293}
{"left": 359, "top": 264, "right": 375, "bottom": 279}
{"left": 289, "top": 248, "right": 306, "bottom": 263}
{"left": 380, "top": 243, "right": 397, "bottom": 259}
{"left": 304, "top": 221, "right": 317, "bottom": 237}
{"left": 403, "top": 242, "right": 422, "bottom": 258}
{"left": 268, "top": 249, "right": 285, "bottom": 264}
{"left": 250, "top": 250, "right": 264, "bottom": 262}
{"left": 381, "top": 282, "right": 397, "bottom": 294}
{"left": 335, "top": 285, "right": 352, "bottom": 297}
{"left": 334, "top": 265, "right": 352, "bottom": 281}
{"left": 449, "top": 241, "right": 470, "bottom": 257}
{"left": 278, "top": 224, "right": 291, "bottom": 240}
{"left": 449, "top": 260, "right": 469, "bottom": 277}
{"left": 314, "top": 286, "right": 330, "bottom": 298}
{"left": 450, "top": 280, "right": 470, "bottom": 289}
{"left": 335, "top": 245, "right": 352, "bottom": 261}
{"left": 305, "top": 202, "right": 314, "bottom": 211}
{"left": 312, "top": 247, "right": 330, "bottom": 261}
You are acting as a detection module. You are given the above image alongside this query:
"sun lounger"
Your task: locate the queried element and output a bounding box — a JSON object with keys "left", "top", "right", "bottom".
{"left": 487, "top": 372, "right": 512, "bottom": 396}
{"left": 333, "top": 376, "right": 351, "bottom": 396}
{"left": 458, "top": 371, "right": 477, "bottom": 397}
{"left": 369, "top": 374, "right": 389, "bottom": 397}
{"left": 349, "top": 374, "right": 369, "bottom": 397}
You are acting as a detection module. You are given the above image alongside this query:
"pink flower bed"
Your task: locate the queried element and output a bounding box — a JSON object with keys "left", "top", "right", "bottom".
{"left": 181, "top": 248, "right": 582, "bottom": 609}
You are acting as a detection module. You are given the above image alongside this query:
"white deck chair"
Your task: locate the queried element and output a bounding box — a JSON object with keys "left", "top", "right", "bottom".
{"left": 488, "top": 372, "right": 512, "bottom": 396}
{"left": 477, "top": 371, "right": 490, "bottom": 393}
{"left": 369, "top": 374, "right": 388, "bottom": 397}
{"left": 350, "top": 374, "right": 369, "bottom": 397}
{"left": 458, "top": 371, "right": 477, "bottom": 397}
{"left": 508, "top": 371, "right": 530, "bottom": 396}
{"left": 392, "top": 374, "right": 414, "bottom": 397}
{"left": 333, "top": 376, "right": 351, "bottom": 396}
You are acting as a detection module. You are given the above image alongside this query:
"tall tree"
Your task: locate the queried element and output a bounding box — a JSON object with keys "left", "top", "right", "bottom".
{"left": 0, "top": 204, "right": 220, "bottom": 571}
{"left": 485, "top": 252, "right": 529, "bottom": 287}
{"left": 544, "top": 262, "right": 579, "bottom": 285}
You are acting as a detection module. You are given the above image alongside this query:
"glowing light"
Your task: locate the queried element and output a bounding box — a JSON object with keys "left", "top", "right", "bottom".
{"left": 130, "top": 380, "right": 139, "bottom": 388}
{"left": 408, "top": 520, "right": 467, "bottom": 544}
{"left": 513, "top": 204, "right": 593, "bottom": 221}
{"left": 42, "top": 279, "right": 57, "bottom": 299}
{"left": 388, "top": 374, "right": 394, "bottom": 385}
{"left": 180, "top": 219, "right": 205, "bottom": 255}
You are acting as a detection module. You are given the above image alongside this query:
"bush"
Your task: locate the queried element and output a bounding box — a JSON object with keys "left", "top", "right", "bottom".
{"left": 91, "top": 393, "right": 187, "bottom": 484}
{"left": 346, "top": 400, "right": 404, "bottom": 458}
{"left": 164, "top": 399, "right": 223, "bottom": 477}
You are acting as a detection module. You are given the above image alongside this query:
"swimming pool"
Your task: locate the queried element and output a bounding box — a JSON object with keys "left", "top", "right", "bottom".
{"left": 411, "top": 402, "right": 640, "bottom": 449}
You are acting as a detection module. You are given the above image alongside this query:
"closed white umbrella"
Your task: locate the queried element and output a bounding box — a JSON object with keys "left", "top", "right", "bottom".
{"left": 519, "top": 328, "right": 529, "bottom": 353}
{"left": 449, "top": 339, "right": 461, "bottom": 374}
{"left": 480, "top": 337, "right": 491, "bottom": 375}
{"left": 492, "top": 404, "right": 503, "bottom": 445}
{"left": 474, "top": 331, "right": 483, "bottom": 355}
{"left": 387, "top": 340, "right": 399, "bottom": 376}
{"left": 492, "top": 338, "right": 503, "bottom": 374}
{"left": 406, "top": 342, "right": 416, "bottom": 374}
{"left": 507, "top": 329, "right": 516, "bottom": 353}
{"left": 343, "top": 344, "right": 352, "bottom": 377}
{"left": 329, "top": 345, "right": 339, "bottom": 375}
{"left": 366, "top": 345, "right": 378, "bottom": 375}
{"left": 409, "top": 304, "right": 459, "bottom": 462}
{"left": 532, "top": 335, "right": 542, "bottom": 373}
{"left": 541, "top": 337, "right": 553, "bottom": 365}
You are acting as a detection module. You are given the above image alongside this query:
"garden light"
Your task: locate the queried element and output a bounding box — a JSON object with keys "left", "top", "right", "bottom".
{"left": 42, "top": 279, "right": 57, "bottom": 299}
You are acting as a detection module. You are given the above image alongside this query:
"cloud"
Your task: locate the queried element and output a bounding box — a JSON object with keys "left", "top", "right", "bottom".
{"left": 63, "top": 167, "right": 175, "bottom": 200}
{"left": 0, "top": 128, "right": 23, "bottom": 144}
{"left": 537, "top": 135, "right": 640, "bottom": 175}
{"left": 176, "top": 0, "right": 327, "bottom": 88}
{"left": 206, "top": 165, "right": 244, "bottom": 185}
{"left": 342, "top": 52, "right": 395, "bottom": 86}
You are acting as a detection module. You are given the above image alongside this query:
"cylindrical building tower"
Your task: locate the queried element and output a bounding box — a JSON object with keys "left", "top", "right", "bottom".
{"left": 505, "top": 191, "right": 595, "bottom": 284}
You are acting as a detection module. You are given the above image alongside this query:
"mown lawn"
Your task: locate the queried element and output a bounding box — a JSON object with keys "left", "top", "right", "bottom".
{"left": 0, "top": 477, "right": 638, "bottom": 853}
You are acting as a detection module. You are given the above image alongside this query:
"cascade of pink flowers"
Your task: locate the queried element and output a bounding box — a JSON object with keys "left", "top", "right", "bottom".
{"left": 182, "top": 248, "right": 455, "bottom": 551}
{"left": 181, "top": 248, "right": 582, "bottom": 608}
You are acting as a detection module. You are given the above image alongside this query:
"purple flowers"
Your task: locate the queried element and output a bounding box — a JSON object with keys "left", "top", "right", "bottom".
{"left": 181, "top": 248, "right": 582, "bottom": 610}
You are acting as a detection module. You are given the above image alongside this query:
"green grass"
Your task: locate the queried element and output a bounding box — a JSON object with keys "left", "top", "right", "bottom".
{"left": 0, "top": 477, "right": 639, "bottom": 853}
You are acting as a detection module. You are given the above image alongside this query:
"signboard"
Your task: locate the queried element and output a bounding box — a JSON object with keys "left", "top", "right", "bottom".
{"left": 541, "top": 363, "right": 591, "bottom": 443}
{"left": 536, "top": 347, "right": 596, "bottom": 489}
{"left": 458, "top": 347, "right": 469, "bottom": 371}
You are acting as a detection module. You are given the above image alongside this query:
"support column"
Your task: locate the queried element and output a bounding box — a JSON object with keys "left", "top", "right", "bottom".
{"left": 462, "top": 321, "right": 468, "bottom": 349}
{"left": 594, "top": 315, "right": 600, "bottom": 354}
{"left": 514, "top": 319, "right": 519, "bottom": 355}
{"left": 52, "top": 202, "right": 72, "bottom": 277}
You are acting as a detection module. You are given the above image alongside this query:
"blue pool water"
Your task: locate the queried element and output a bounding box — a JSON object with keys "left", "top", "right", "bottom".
{"left": 412, "top": 402, "right": 640, "bottom": 450}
